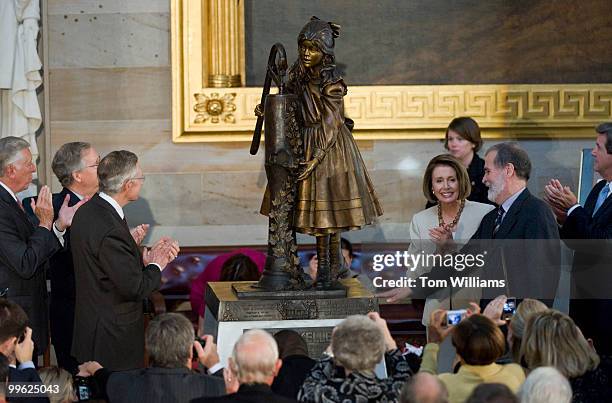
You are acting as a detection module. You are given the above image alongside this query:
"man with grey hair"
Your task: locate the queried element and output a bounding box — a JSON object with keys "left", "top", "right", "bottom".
{"left": 400, "top": 372, "right": 449, "bottom": 403}
{"left": 46, "top": 141, "right": 101, "bottom": 373}
{"left": 194, "top": 329, "right": 296, "bottom": 403}
{"left": 76, "top": 313, "right": 225, "bottom": 402}
{"left": 70, "top": 150, "right": 180, "bottom": 370}
{"left": 518, "top": 367, "right": 572, "bottom": 403}
{"left": 0, "top": 136, "right": 85, "bottom": 356}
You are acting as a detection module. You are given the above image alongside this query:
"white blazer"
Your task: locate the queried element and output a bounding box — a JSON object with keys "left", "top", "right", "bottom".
{"left": 407, "top": 200, "right": 495, "bottom": 325}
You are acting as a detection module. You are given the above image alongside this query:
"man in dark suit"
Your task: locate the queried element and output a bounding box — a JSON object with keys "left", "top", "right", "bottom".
{"left": 70, "top": 150, "right": 179, "bottom": 370}
{"left": 0, "top": 137, "right": 84, "bottom": 357}
{"left": 464, "top": 142, "right": 561, "bottom": 300}
{"left": 76, "top": 313, "right": 225, "bottom": 403}
{"left": 193, "top": 329, "right": 297, "bottom": 403}
{"left": 45, "top": 142, "right": 101, "bottom": 374}
{"left": 544, "top": 122, "right": 612, "bottom": 355}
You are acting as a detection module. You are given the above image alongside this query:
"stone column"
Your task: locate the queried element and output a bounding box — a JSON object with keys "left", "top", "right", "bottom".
{"left": 207, "top": 0, "right": 243, "bottom": 87}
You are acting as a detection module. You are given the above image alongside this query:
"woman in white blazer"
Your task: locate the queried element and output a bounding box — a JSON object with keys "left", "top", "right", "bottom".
{"left": 380, "top": 155, "right": 494, "bottom": 369}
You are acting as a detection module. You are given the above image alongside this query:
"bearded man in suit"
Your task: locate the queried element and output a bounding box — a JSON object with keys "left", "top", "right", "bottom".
{"left": 0, "top": 136, "right": 84, "bottom": 358}
{"left": 544, "top": 122, "right": 612, "bottom": 355}
{"left": 70, "top": 150, "right": 179, "bottom": 370}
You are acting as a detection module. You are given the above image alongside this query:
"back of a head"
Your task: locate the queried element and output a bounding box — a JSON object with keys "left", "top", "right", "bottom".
{"left": 231, "top": 329, "right": 279, "bottom": 385}
{"left": 466, "top": 383, "right": 518, "bottom": 403}
{"left": 452, "top": 314, "right": 505, "bottom": 366}
{"left": 51, "top": 142, "right": 91, "bottom": 187}
{"left": 273, "top": 330, "right": 308, "bottom": 359}
{"left": 38, "top": 366, "right": 76, "bottom": 403}
{"left": 520, "top": 310, "right": 599, "bottom": 378}
{"left": 518, "top": 367, "right": 572, "bottom": 403}
{"left": 145, "top": 313, "right": 194, "bottom": 368}
{"left": 97, "top": 150, "right": 138, "bottom": 195}
{"left": 0, "top": 353, "right": 8, "bottom": 398}
{"left": 400, "top": 372, "right": 449, "bottom": 403}
{"left": 331, "top": 315, "right": 385, "bottom": 372}
{"left": 0, "top": 298, "right": 28, "bottom": 345}
{"left": 220, "top": 254, "right": 260, "bottom": 282}
{"left": 509, "top": 299, "right": 548, "bottom": 362}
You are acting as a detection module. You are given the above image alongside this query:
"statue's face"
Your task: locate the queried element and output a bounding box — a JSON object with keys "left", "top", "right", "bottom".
{"left": 299, "top": 40, "right": 323, "bottom": 68}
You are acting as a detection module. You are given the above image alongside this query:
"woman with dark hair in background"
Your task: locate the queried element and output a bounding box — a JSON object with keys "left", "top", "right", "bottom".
{"left": 427, "top": 117, "right": 492, "bottom": 208}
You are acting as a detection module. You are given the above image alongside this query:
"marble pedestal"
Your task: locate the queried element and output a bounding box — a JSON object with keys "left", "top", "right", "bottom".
{"left": 204, "top": 278, "right": 379, "bottom": 366}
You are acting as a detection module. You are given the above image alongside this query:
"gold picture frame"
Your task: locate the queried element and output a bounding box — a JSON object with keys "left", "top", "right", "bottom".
{"left": 171, "top": 0, "right": 612, "bottom": 143}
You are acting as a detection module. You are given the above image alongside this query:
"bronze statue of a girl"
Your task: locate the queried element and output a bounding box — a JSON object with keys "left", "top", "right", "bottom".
{"left": 289, "top": 17, "right": 383, "bottom": 289}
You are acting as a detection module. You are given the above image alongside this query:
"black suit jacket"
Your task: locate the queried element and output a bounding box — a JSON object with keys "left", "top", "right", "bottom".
{"left": 561, "top": 180, "right": 612, "bottom": 298}
{"left": 0, "top": 185, "right": 60, "bottom": 352}
{"left": 49, "top": 188, "right": 81, "bottom": 373}
{"left": 470, "top": 188, "right": 561, "bottom": 299}
{"left": 419, "top": 188, "right": 561, "bottom": 300}
{"left": 271, "top": 355, "right": 315, "bottom": 399}
{"left": 70, "top": 194, "right": 161, "bottom": 370}
{"left": 561, "top": 180, "right": 612, "bottom": 354}
{"left": 193, "top": 383, "right": 298, "bottom": 403}
{"left": 93, "top": 366, "right": 225, "bottom": 403}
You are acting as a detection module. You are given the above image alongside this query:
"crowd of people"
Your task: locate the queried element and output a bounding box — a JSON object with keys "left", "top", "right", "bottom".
{"left": 0, "top": 117, "right": 610, "bottom": 402}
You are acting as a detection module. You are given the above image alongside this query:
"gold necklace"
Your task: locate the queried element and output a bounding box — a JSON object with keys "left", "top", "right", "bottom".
{"left": 437, "top": 199, "right": 465, "bottom": 231}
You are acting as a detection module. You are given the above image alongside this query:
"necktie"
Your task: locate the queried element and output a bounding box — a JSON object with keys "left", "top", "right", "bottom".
{"left": 592, "top": 183, "right": 610, "bottom": 216}
{"left": 493, "top": 206, "right": 505, "bottom": 236}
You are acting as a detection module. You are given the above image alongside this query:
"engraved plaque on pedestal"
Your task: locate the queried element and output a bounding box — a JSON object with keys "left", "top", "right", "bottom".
{"left": 204, "top": 278, "right": 378, "bottom": 363}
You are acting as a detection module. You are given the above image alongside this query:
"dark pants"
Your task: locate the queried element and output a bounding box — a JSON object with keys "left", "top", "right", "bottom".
{"left": 50, "top": 297, "right": 79, "bottom": 374}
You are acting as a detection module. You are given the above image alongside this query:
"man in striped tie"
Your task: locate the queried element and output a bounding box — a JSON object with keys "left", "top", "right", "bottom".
{"left": 544, "top": 122, "right": 612, "bottom": 355}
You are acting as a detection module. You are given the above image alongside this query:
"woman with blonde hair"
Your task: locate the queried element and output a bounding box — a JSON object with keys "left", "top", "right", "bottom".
{"left": 38, "top": 366, "right": 76, "bottom": 403}
{"left": 520, "top": 310, "right": 612, "bottom": 402}
{"left": 507, "top": 299, "right": 548, "bottom": 363}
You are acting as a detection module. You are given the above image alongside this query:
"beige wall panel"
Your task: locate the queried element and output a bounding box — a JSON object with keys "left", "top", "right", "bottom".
{"left": 201, "top": 171, "right": 268, "bottom": 226}
{"left": 49, "top": 67, "right": 171, "bottom": 121}
{"left": 49, "top": 120, "right": 267, "bottom": 173}
{"left": 49, "top": 13, "right": 169, "bottom": 68}
{"left": 124, "top": 173, "right": 203, "bottom": 226}
{"left": 48, "top": 0, "right": 169, "bottom": 15}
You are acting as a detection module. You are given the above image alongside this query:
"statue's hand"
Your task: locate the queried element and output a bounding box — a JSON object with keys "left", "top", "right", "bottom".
{"left": 297, "top": 159, "right": 318, "bottom": 181}
{"left": 254, "top": 104, "right": 264, "bottom": 117}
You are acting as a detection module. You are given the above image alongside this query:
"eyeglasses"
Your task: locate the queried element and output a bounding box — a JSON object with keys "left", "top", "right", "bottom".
{"left": 131, "top": 176, "right": 146, "bottom": 182}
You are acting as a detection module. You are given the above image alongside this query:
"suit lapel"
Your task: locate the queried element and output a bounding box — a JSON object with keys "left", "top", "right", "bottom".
{"left": 494, "top": 189, "right": 530, "bottom": 239}
{"left": 0, "top": 185, "right": 34, "bottom": 229}
{"left": 591, "top": 181, "right": 612, "bottom": 220}
{"left": 584, "top": 180, "right": 605, "bottom": 215}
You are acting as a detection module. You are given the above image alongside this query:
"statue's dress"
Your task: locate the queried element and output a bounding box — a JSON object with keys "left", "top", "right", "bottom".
{"left": 292, "top": 77, "right": 383, "bottom": 235}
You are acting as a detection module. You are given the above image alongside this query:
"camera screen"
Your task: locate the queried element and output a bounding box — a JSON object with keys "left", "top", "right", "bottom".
{"left": 504, "top": 300, "right": 516, "bottom": 313}
{"left": 78, "top": 385, "right": 90, "bottom": 400}
{"left": 447, "top": 313, "right": 462, "bottom": 325}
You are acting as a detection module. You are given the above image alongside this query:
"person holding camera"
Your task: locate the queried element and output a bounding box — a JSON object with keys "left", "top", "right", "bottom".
{"left": 298, "top": 312, "right": 412, "bottom": 403}
{"left": 76, "top": 313, "right": 224, "bottom": 403}
{"left": 419, "top": 309, "right": 525, "bottom": 403}
{"left": 0, "top": 298, "right": 48, "bottom": 402}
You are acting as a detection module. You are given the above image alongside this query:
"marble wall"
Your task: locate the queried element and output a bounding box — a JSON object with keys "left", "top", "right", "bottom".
{"left": 45, "top": 1, "right": 596, "bottom": 247}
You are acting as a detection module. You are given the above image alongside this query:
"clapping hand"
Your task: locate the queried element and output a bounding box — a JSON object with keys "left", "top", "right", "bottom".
{"left": 130, "top": 224, "right": 149, "bottom": 246}
{"left": 31, "top": 186, "right": 54, "bottom": 230}
{"left": 56, "top": 194, "right": 88, "bottom": 231}
{"left": 429, "top": 225, "right": 454, "bottom": 250}
{"left": 144, "top": 237, "right": 180, "bottom": 268}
